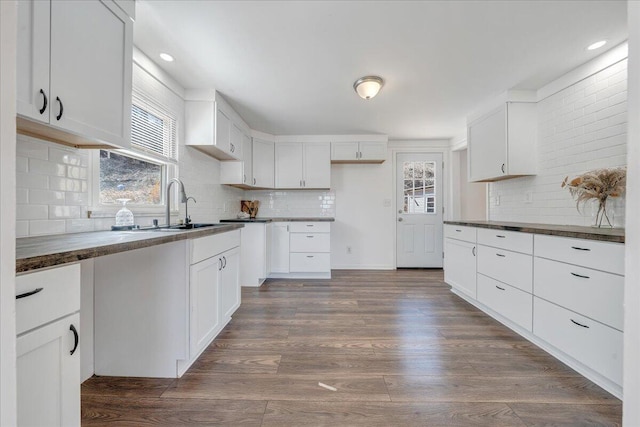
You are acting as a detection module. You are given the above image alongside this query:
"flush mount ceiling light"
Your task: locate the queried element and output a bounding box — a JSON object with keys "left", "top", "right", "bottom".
{"left": 159, "top": 52, "right": 175, "bottom": 62}
{"left": 587, "top": 40, "right": 607, "bottom": 51}
{"left": 353, "top": 76, "right": 384, "bottom": 100}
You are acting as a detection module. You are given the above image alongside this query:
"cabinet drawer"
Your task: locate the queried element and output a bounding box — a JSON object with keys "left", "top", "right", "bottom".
{"left": 16, "top": 264, "right": 81, "bottom": 335}
{"left": 533, "top": 297, "right": 623, "bottom": 386}
{"left": 477, "top": 274, "right": 532, "bottom": 331}
{"left": 534, "top": 235, "right": 624, "bottom": 275}
{"left": 290, "top": 233, "right": 330, "bottom": 252}
{"left": 534, "top": 257, "right": 623, "bottom": 331}
{"left": 288, "top": 222, "right": 330, "bottom": 233}
{"left": 444, "top": 225, "right": 476, "bottom": 243}
{"left": 290, "top": 253, "right": 331, "bottom": 273}
{"left": 191, "top": 229, "right": 240, "bottom": 264}
{"left": 477, "top": 245, "right": 532, "bottom": 293}
{"left": 477, "top": 228, "right": 532, "bottom": 254}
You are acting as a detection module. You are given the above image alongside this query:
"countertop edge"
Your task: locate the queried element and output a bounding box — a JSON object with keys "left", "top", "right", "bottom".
{"left": 16, "top": 224, "right": 244, "bottom": 273}
{"left": 220, "top": 217, "right": 335, "bottom": 223}
{"left": 444, "top": 221, "right": 625, "bottom": 243}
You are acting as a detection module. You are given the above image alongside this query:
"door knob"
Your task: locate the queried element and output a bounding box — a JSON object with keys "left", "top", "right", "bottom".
{"left": 398, "top": 210, "right": 403, "bottom": 214}
{"left": 398, "top": 217, "right": 403, "bottom": 222}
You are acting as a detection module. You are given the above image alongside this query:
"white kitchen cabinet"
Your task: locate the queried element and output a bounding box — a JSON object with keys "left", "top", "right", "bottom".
{"left": 253, "top": 138, "right": 275, "bottom": 188}
{"left": 220, "top": 132, "right": 253, "bottom": 188}
{"left": 477, "top": 245, "right": 533, "bottom": 293}
{"left": 16, "top": 263, "right": 81, "bottom": 427}
{"left": 331, "top": 141, "right": 387, "bottom": 163}
{"left": 238, "top": 223, "right": 271, "bottom": 287}
{"left": 444, "top": 238, "right": 476, "bottom": 298}
{"left": 467, "top": 102, "right": 536, "bottom": 182}
{"left": 17, "top": 0, "right": 133, "bottom": 149}
{"left": 477, "top": 274, "right": 532, "bottom": 331}
{"left": 185, "top": 99, "right": 243, "bottom": 161}
{"left": 271, "top": 223, "right": 290, "bottom": 273}
{"left": 275, "top": 142, "right": 331, "bottom": 189}
{"left": 189, "top": 256, "right": 221, "bottom": 358}
{"left": 219, "top": 246, "right": 241, "bottom": 320}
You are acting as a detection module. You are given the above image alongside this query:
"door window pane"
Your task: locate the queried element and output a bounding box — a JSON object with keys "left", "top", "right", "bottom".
{"left": 402, "top": 161, "right": 437, "bottom": 214}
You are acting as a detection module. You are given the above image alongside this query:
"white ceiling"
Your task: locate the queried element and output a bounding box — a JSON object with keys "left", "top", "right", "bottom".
{"left": 133, "top": 0, "right": 627, "bottom": 140}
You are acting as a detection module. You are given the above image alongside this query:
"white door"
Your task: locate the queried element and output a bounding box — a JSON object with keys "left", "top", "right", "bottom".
{"left": 303, "top": 142, "right": 331, "bottom": 188}
{"left": 396, "top": 153, "right": 443, "bottom": 267}
{"left": 189, "top": 256, "right": 220, "bottom": 357}
{"left": 220, "top": 246, "right": 241, "bottom": 320}
{"left": 275, "top": 142, "right": 303, "bottom": 188}
{"left": 253, "top": 138, "right": 274, "bottom": 187}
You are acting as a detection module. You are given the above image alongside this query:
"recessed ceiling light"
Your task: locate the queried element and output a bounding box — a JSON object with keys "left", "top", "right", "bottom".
{"left": 159, "top": 53, "right": 174, "bottom": 62}
{"left": 587, "top": 40, "right": 607, "bottom": 51}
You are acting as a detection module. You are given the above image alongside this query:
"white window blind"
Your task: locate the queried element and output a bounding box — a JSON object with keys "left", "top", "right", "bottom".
{"left": 131, "top": 91, "right": 177, "bottom": 161}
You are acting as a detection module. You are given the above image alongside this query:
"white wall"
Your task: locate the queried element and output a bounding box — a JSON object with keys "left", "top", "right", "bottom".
{"left": 0, "top": 1, "right": 17, "bottom": 424}
{"left": 624, "top": 3, "right": 640, "bottom": 425}
{"left": 489, "top": 57, "right": 628, "bottom": 226}
{"left": 453, "top": 149, "right": 487, "bottom": 221}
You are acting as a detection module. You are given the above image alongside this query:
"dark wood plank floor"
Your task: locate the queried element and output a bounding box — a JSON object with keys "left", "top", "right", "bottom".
{"left": 82, "top": 269, "right": 622, "bottom": 426}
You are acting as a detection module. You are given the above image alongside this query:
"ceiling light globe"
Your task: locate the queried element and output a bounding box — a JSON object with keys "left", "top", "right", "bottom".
{"left": 587, "top": 40, "right": 607, "bottom": 51}
{"left": 160, "top": 52, "right": 175, "bottom": 62}
{"left": 354, "top": 76, "right": 384, "bottom": 100}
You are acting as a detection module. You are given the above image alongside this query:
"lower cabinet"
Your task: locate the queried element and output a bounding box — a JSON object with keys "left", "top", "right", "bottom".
{"left": 270, "top": 221, "right": 331, "bottom": 279}
{"left": 219, "top": 246, "right": 240, "bottom": 319}
{"left": 16, "top": 263, "right": 81, "bottom": 427}
{"left": 477, "top": 274, "right": 532, "bottom": 331}
{"left": 443, "top": 238, "right": 476, "bottom": 298}
{"left": 270, "top": 223, "right": 290, "bottom": 274}
{"left": 189, "top": 256, "right": 221, "bottom": 357}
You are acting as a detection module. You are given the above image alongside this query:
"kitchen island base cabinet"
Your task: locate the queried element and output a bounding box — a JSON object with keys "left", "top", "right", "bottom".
{"left": 269, "top": 221, "right": 332, "bottom": 279}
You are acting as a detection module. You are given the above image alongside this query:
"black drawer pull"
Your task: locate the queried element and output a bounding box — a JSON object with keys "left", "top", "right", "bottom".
{"left": 472, "top": 246, "right": 476, "bottom": 256}
{"left": 218, "top": 258, "right": 223, "bottom": 271}
{"left": 69, "top": 324, "right": 79, "bottom": 355}
{"left": 570, "top": 319, "right": 589, "bottom": 329}
{"left": 55, "top": 96, "right": 63, "bottom": 120}
{"left": 570, "top": 272, "right": 590, "bottom": 279}
{"left": 16, "top": 287, "right": 43, "bottom": 299}
{"left": 455, "top": 229, "right": 462, "bottom": 232}
{"left": 222, "top": 256, "right": 227, "bottom": 269}
{"left": 495, "top": 285, "right": 505, "bottom": 291}
{"left": 39, "top": 89, "right": 47, "bottom": 114}
{"left": 306, "top": 255, "right": 314, "bottom": 258}
{"left": 496, "top": 235, "right": 506, "bottom": 238}
{"left": 306, "top": 235, "right": 314, "bottom": 238}
{"left": 571, "top": 246, "right": 591, "bottom": 251}
{"left": 496, "top": 253, "right": 506, "bottom": 257}
{"left": 306, "top": 224, "right": 314, "bottom": 227}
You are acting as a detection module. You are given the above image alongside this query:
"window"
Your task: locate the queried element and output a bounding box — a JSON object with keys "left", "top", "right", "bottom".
{"left": 95, "top": 90, "right": 178, "bottom": 208}
{"left": 403, "top": 161, "right": 436, "bottom": 214}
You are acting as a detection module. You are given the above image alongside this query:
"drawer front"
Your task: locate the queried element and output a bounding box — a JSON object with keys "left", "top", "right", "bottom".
{"left": 534, "top": 235, "right": 624, "bottom": 275}
{"left": 16, "top": 264, "right": 81, "bottom": 335}
{"left": 534, "top": 257, "right": 623, "bottom": 331}
{"left": 477, "top": 228, "right": 533, "bottom": 254}
{"left": 290, "top": 253, "right": 331, "bottom": 273}
{"left": 477, "top": 245, "right": 533, "bottom": 293}
{"left": 533, "top": 297, "right": 623, "bottom": 386}
{"left": 290, "top": 233, "right": 330, "bottom": 253}
{"left": 191, "top": 229, "right": 241, "bottom": 264}
{"left": 288, "top": 222, "right": 331, "bottom": 233}
{"left": 477, "top": 274, "right": 532, "bottom": 331}
{"left": 444, "top": 225, "right": 476, "bottom": 243}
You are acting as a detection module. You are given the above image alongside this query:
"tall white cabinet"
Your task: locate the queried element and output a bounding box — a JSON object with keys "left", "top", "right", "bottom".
{"left": 17, "top": 0, "right": 133, "bottom": 149}
{"left": 275, "top": 142, "right": 331, "bottom": 189}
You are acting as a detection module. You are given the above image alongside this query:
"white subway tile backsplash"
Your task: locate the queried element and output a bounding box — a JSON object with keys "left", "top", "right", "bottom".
{"left": 65, "top": 192, "right": 88, "bottom": 206}
{"left": 29, "top": 220, "right": 66, "bottom": 236}
{"left": 48, "top": 147, "right": 86, "bottom": 166}
{"left": 245, "top": 190, "right": 336, "bottom": 218}
{"left": 49, "top": 205, "right": 81, "bottom": 219}
{"left": 29, "top": 189, "right": 65, "bottom": 205}
{"left": 16, "top": 221, "right": 29, "bottom": 238}
{"left": 16, "top": 188, "right": 28, "bottom": 204}
{"left": 17, "top": 172, "right": 48, "bottom": 189}
{"left": 16, "top": 136, "right": 49, "bottom": 160}
{"left": 16, "top": 157, "right": 28, "bottom": 173}
{"left": 49, "top": 176, "right": 84, "bottom": 192}
{"left": 28, "top": 158, "right": 66, "bottom": 177}
{"left": 490, "top": 59, "right": 627, "bottom": 227}
{"left": 65, "top": 219, "right": 94, "bottom": 234}
{"left": 17, "top": 204, "right": 48, "bottom": 220}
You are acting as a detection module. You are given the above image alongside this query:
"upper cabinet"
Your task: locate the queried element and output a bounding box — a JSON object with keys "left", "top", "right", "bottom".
{"left": 185, "top": 93, "right": 247, "bottom": 161}
{"left": 17, "top": 0, "right": 133, "bottom": 149}
{"left": 275, "top": 142, "right": 330, "bottom": 189}
{"left": 220, "top": 132, "right": 254, "bottom": 188}
{"left": 467, "top": 102, "right": 537, "bottom": 182}
{"left": 252, "top": 138, "right": 275, "bottom": 188}
{"left": 331, "top": 141, "right": 387, "bottom": 163}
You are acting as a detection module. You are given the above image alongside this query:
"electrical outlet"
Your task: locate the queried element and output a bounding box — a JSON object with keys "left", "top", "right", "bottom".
{"left": 525, "top": 192, "right": 533, "bottom": 204}
{"left": 346, "top": 246, "right": 352, "bottom": 254}
{"left": 494, "top": 196, "right": 501, "bottom": 206}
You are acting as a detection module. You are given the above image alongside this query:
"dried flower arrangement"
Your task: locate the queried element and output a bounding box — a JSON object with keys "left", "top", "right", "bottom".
{"left": 561, "top": 166, "right": 626, "bottom": 227}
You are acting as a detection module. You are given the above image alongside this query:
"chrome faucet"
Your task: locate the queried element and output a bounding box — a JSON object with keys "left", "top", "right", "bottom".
{"left": 165, "top": 178, "right": 188, "bottom": 226}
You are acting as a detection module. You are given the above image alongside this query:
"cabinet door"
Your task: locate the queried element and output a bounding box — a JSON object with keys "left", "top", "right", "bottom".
{"left": 275, "top": 142, "right": 303, "bottom": 188}
{"left": 17, "top": 313, "right": 80, "bottom": 427}
{"left": 230, "top": 123, "right": 243, "bottom": 160}
{"left": 215, "top": 106, "right": 231, "bottom": 154}
{"left": 271, "top": 224, "right": 290, "bottom": 273}
{"left": 220, "top": 247, "right": 241, "bottom": 320}
{"left": 50, "top": 0, "right": 132, "bottom": 149}
{"left": 243, "top": 133, "right": 253, "bottom": 185}
{"left": 468, "top": 105, "right": 507, "bottom": 182}
{"left": 253, "top": 138, "right": 274, "bottom": 188}
{"left": 331, "top": 142, "right": 358, "bottom": 161}
{"left": 444, "top": 238, "right": 477, "bottom": 298}
{"left": 359, "top": 141, "right": 387, "bottom": 161}
{"left": 17, "top": 0, "right": 50, "bottom": 122}
{"left": 303, "top": 142, "right": 331, "bottom": 188}
{"left": 189, "top": 256, "right": 220, "bottom": 357}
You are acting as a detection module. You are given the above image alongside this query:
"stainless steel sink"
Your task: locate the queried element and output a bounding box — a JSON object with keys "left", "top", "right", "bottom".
{"left": 145, "top": 223, "right": 223, "bottom": 231}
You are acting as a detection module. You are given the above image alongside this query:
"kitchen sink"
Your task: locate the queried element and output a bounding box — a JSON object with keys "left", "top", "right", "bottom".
{"left": 147, "top": 223, "right": 223, "bottom": 231}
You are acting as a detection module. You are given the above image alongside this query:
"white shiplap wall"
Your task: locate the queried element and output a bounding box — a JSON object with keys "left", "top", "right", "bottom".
{"left": 489, "top": 59, "right": 627, "bottom": 226}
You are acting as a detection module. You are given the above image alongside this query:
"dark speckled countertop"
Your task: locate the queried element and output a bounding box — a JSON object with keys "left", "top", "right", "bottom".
{"left": 16, "top": 224, "right": 244, "bottom": 273}
{"left": 445, "top": 220, "right": 624, "bottom": 243}
{"left": 220, "top": 217, "right": 335, "bottom": 223}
